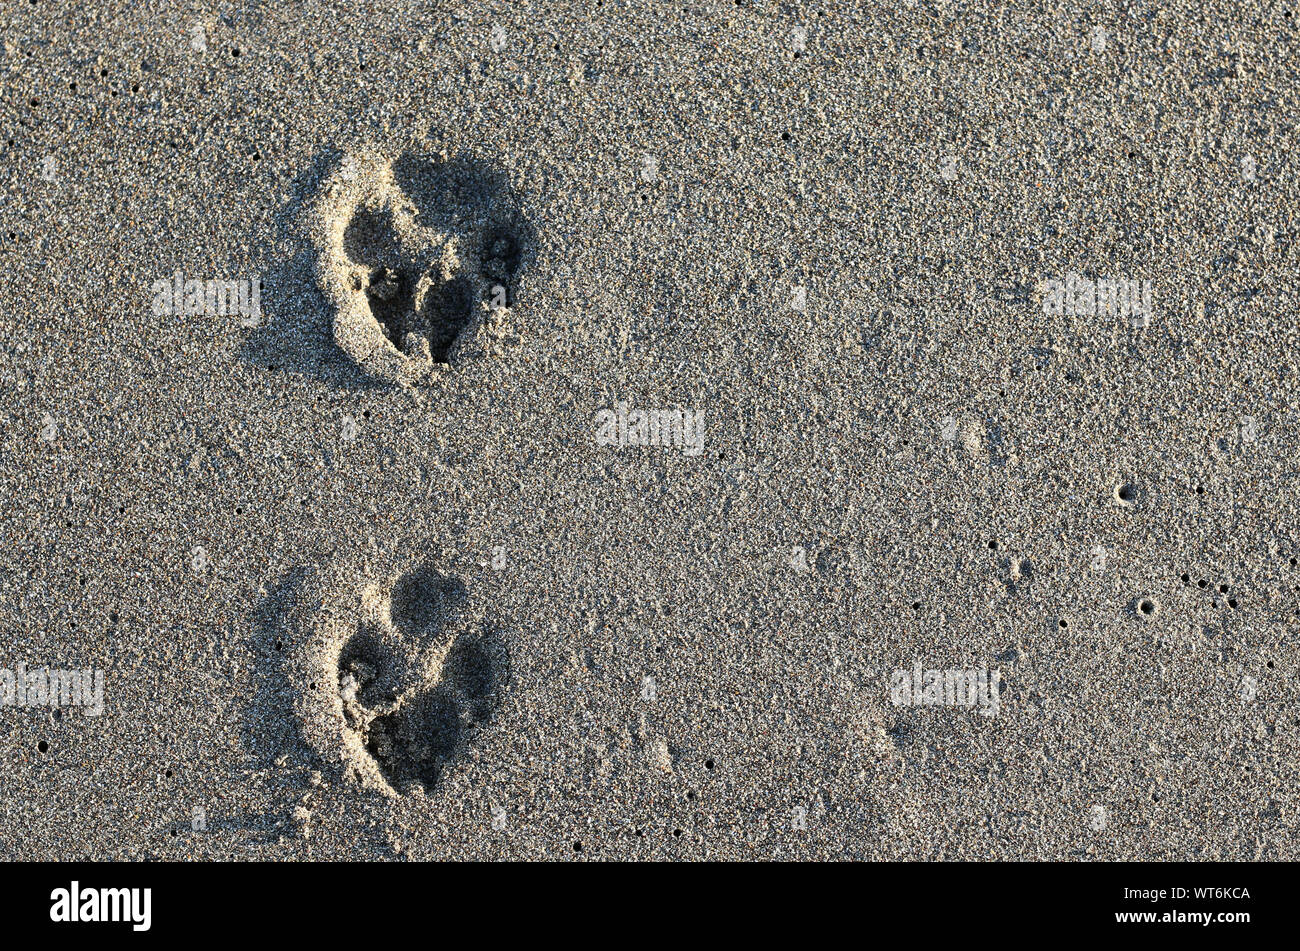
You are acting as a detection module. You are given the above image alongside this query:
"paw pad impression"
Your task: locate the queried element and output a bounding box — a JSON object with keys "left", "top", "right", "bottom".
{"left": 308, "top": 150, "right": 529, "bottom": 386}
{"left": 289, "top": 555, "right": 510, "bottom": 796}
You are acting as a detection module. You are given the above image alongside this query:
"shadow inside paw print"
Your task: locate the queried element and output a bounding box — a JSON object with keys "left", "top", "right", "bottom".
{"left": 334, "top": 563, "right": 508, "bottom": 795}
{"left": 356, "top": 265, "right": 476, "bottom": 364}
{"left": 310, "top": 151, "right": 533, "bottom": 386}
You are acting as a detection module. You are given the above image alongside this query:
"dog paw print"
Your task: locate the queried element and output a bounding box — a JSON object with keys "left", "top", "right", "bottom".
{"left": 290, "top": 557, "right": 509, "bottom": 796}
{"left": 308, "top": 150, "right": 531, "bottom": 386}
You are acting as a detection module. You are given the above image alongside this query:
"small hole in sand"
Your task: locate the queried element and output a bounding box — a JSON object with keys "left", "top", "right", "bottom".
{"left": 1138, "top": 598, "right": 1157, "bottom": 617}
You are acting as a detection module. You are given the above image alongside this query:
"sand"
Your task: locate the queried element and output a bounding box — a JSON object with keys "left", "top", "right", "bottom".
{"left": 1, "top": 1, "right": 1297, "bottom": 860}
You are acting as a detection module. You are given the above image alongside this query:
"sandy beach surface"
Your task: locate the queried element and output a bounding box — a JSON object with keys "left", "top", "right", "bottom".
{"left": 2, "top": 1, "right": 1298, "bottom": 860}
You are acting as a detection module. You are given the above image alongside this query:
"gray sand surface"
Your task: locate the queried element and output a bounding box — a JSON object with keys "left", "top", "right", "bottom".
{"left": 1, "top": 1, "right": 1298, "bottom": 859}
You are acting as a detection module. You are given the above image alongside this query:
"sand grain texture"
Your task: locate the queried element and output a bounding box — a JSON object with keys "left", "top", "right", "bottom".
{"left": 0, "top": 1, "right": 1297, "bottom": 860}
